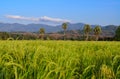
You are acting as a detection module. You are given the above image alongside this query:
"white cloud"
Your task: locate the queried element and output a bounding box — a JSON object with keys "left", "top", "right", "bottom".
{"left": 5, "top": 15, "right": 71, "bottom": 23}
{"left": 40, "top": 16, "right": 71, "bottom": 23}
{"left": 5, "top": 15, "right": 39, "bottom": 21}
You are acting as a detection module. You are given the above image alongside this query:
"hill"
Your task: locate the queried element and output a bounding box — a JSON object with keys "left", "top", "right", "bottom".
{"left": 0, "top": 23, "right": 118, "bottom": 37}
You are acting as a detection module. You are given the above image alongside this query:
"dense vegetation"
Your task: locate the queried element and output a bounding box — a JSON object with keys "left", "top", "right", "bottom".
{"left": 0, "top": 41, "right": 120, "bottom": 79}
{"left": 115, "top": 26, "right": 120, "bottom": 41}
{"left": 0, "top": 24, "right": 120, "bottom": 41}
{"left": 0, "top": 31, "right": 115, "bottom": 41}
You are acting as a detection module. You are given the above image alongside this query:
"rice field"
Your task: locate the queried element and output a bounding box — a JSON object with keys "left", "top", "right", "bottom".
{"left": 0, "top": 40, "right": 120, "bottom": 79}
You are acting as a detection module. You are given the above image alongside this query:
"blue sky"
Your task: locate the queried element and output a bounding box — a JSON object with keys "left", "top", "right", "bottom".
{"left": 0, "top": 0, "right": 120, "bottom": 26}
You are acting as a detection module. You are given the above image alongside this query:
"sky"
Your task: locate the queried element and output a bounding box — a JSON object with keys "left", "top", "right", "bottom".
{"left": 0, "top": 0, "right": 120, "bottom": 26}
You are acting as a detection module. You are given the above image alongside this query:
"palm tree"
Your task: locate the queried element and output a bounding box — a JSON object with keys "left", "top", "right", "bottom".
{"left": 39, "top": 28, "right": 45, "bottom": 40}
{"left": 62, "top": 23, "right": 68, "bottom": 40}
{"left": 93, "top": 26, "right": 101, "bottom": 41}
{"left": 115, "top": 26, "right": 120, "bottom": 41}
{"left": 84, "top": 24, "right": 91, "bottom": 41}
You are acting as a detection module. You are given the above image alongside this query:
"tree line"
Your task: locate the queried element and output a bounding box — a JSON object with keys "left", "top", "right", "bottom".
{"left": 0, "top": 23, "right": 120, "bottom": 41}
{"left": 40, "top": 23, "right": 102, "bottom": 41}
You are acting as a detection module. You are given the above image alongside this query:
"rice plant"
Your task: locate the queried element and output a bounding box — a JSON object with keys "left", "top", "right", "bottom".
{"left": 0, "top": 41, "right": 120, "bottom": 79}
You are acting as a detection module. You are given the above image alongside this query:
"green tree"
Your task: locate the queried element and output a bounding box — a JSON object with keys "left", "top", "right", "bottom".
{"left": 0, "top": 32, "right": 9, "bottom": 40}
{"left": 39, "top": 28, "right": 45, "bottom": 40}
{"left": 84, "top": 24, "right": 91, "bottom": 41}
{"left": 62, "top": 23, "right": 68, "bottom": 40}
{"left": 115, "top": 26, "right": 120, "bottom": 41}
{"left": 93, "top": 26, "right": 101, "bottom": 41}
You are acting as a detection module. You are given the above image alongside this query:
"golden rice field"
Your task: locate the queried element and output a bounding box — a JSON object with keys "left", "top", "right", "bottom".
{"left": 0, "top": 40, "right": 120, "bottom": 79}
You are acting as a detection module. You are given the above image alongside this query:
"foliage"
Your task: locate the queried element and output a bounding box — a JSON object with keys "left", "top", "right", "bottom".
{"left": 62, "top": 23, "right": 68, "bottom": 40}
{"left": 0, "top": 41, "right": 120, "bottom": 79}
{"left": 39, "top": 28, "right": 45, "bottom": 34}
{"left": 94, "top": 26, "right": 101, "bottom": 35}
{"left": 112, "top": 55, "right": 120, "bottom": 75}
{"left": 39, "top": 28, "right": 45, "bottom": 40}
{"left": 115, "top": 26, "right": 120, "bottom": 41}
{"left": 84, "top": 24, "right": 91, "bottom": 41}
{"left": 93, "top": 26, "right": 102, "bottom": 41}
{"left": 62, "top": 23, "right": 68, "bottom": 31}
{"left": 84, "top": 24, "right": 91, "bottom": 34}
{"left": 0, "top": 32, "right": 9, "bottom": 40}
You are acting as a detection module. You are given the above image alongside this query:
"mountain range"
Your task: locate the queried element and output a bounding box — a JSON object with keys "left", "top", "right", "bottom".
{"left": 0, "top": 22, "right": 118, "bottom": 36}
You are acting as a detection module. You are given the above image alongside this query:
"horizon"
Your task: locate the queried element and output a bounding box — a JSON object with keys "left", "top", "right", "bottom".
{"left": 0, "top": 22, "right": 120, "bottom": 27}
{"left": 0, "top": 0, "right": 120, "bottom": 26}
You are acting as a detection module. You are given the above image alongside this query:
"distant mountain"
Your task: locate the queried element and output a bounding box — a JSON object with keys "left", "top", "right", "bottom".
{"left": 101, "top": 25, "right": 118, "bottom": 36}
{"left": 56, "top": 23, "right": 85, "bottom": 30}
{"left": 0, "top": 22, "right": 85, "bottom": 32}
{"left": 0, "top": 23, "right": 57, "bottom": 32}
{"left": 0, "top": 23, "right": 118, "bottom": 35}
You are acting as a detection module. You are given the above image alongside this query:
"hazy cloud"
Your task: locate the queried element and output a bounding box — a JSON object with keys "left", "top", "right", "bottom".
{"left": 40, "top": 16, "right": 71, "bottom": 23}
{"left": 6, "top": 15, "right": 39, "bottom": 21}
{"left": 5, "top": 15, "right": 71, "bottom": 23}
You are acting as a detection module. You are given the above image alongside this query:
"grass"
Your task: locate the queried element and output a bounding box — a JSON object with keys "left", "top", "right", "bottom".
{"left": 0, "top": 40, "right": 120, "bottom": 79}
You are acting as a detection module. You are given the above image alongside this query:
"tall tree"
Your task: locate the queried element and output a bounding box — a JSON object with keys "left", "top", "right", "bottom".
{"left": 115, "top": 26, "right": 120, "bottom": 41}
{"left": 62, "top": 23, "right": 68, "bottom": 40}
{"left": 84, "top": 24, "right": 91, "bottom": 41}
{"left": 93, "top": 26, "right": 101, "bottom": 41}
{"left": 39, "top": 28, "right": 45, "bottom": 40}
